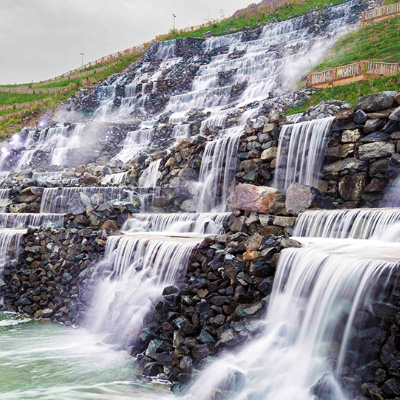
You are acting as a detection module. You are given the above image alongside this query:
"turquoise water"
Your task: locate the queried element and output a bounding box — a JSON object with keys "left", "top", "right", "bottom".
{"left": 0, "top": 313, "right": 170, "bottom": 400}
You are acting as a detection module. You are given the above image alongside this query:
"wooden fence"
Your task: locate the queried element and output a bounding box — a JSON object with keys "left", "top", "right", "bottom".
{"left": 308, "top": 61, "right": 400, "bottom": 88}
{"left": 0, "top": 97, "right": 52, "bottom": 112}
{"left": 362, "top": 2, "right": 400, "bottom": 25}
{"left": 0, "top": 83, "right": 74, "bottom": 95}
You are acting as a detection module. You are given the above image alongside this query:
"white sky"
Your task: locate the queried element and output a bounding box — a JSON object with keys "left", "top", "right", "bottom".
{"left": 0, "top": 0, "right": 253, "bottom": 84}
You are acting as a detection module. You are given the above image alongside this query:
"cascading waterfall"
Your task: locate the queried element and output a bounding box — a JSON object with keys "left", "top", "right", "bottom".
{"left": 87, "top": 234, "right": 202, "bottom": 344}
{"left": 0, "top": 213, "right": 64, "bottom": 229}
{"left": 51, "top": 124, "right": 85, "bottom": 166}
{"left": 113, "top": 129, "right": 154, "bottom": 163}
{"left": 293, "top": 208, "right": 400, "bottom": 239}
{"left": 140, "top": 159, "right": 161, "bottom": 188}
{"left": 184, "top": 243, "right": 398, "bottom": 400}
{"left": 40, "top": 187, "right": 133, "bottom": 213}
{"left": 196, "top": 127, "right": 242, "bottom": 212}
{"left": 32, "top": 171, "right": 79, "bottom": 185}
{"left": 122, "top": 212, "right": 230, "bottom": 234}
{"left": 0, "top": 230, "right": 24, "bottom": 271}
{"left": 101, "top": 172, "right": 128, "bottom": 185}
{"left": 0, "top": 189, "right": 10, "bottom": 212}
{"left": 274, "top": 117, "right": 334, "bottom": 190}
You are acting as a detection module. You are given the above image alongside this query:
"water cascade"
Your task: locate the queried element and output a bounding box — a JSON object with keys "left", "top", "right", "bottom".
{"left": 185, "top": 243, "right": 398, "bottom": 400}
{"left": 274, "top": 117, "right": 334, "bottom": 190}
{"left": 122, "top": 212, "right": 230, "bottom": 234}
{"left": 88, "top": 234, "right": 202, "bottom": 344}
{"left": 0, "top": 213, "right": 64, "bottom": 229}
{"left": 0, "top": 230, "right": 24, "bottom": 270}
{"left": 40, "top": 187, "right": 133, "bottom": 213}
{"left": 0, "top": 189, "right": 10, "bottom": 212}
{"left": 113, "top": 129, "right": 154, "bottom": 163}
{"left": 140, "top": 159, "right": 161, "bottom": 188}
{"left": 293, "top": 208, "right": 400, "bottom": 239}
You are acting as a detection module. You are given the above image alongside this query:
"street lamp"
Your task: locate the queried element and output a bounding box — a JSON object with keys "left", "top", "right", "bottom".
{"left": 80, "top": 52, "right": 85, "bottom": 67}
{"left": 172, "top": 14, "right": 176, "bottom": 31}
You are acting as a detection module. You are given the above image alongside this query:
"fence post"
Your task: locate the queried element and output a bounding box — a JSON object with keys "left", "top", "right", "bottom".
{"left": 362, "top": 11, "right": 366, "bottom": 26}
{"left": 332, "top": 67, "right": 337, "bottom": 83}
{"left": 360, "top": 60, "right": 366, "bottom": 78}
{"left": 307, "top": 74, "right": 312, "bottom": 87}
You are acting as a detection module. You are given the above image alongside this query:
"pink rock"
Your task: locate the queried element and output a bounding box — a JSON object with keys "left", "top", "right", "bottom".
{"left": 231, "top": 184, "right": 277, "bottom": 214}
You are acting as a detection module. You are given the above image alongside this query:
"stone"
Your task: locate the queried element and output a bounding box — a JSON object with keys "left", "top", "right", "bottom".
{"left": 359, "top": 131, "right": 390, "bottom": 142}
{"left": 199, "top": 329, "right": 215, "bottom": 344}
{"left": 354, "top": 110, "right": 367, "bottom": 124}
{"left": 101, "top": 220, "right": 118, "bottom": 230}
{"left": 358, "top": 142, "right": 395, "bottom": 160}
{"left": 355, "top": 91, "right": 397, "bottom": 112}
{"left": 395, "top": 93, "right": 400, "bottom": 105}
{"left": 338, "top": 172, "right": 368, "bottom": 201}
{"left": 311, "top": 373, "right": 338, "bottom": 400}
{"left": 382, "top": 378, "right": 400, "bottom": 396}
{"left": 42, "top": 308, "right": 54, "bottom": 318}
{"left": 342, "top": 129, "right": 361, "bottom": 143}
{"left": 260, "top": 147, "right": 277, "bottom": 161}
{"left": 245, "top": 233, "right": 263, "bottom": 251}
{"left": 372, "top": 302, "right": 400, "bottom": 322}
{"left": 390, "top": 106, "right": 400, "bottom": 122}
{"left": 229, "top": 216, "right": 246, "bottom": 232}
{"left": 231, "top": 184, "right": 278, "bottom": 214}
{"left": 273, "top": 216, "right": 296, "bottom": 227}
{"left": 285, "top": 183, "right": 332, "bottom": 215}
{"left": 363, "top": 119, "right": 385, "bottom": 134}
{"left": 370, "top": 159, "right": 389, "bottom": 178}
{"left": 364, "top": 178, "right": 387, "bottom": 193}
{"left": 243, "top": 251, "right": 260, "bottom": 261}
{"left": 324, "top": 158, "right": 368, "bottom": 173}
{"left": 181, "top": 200, "right": 195, "bottom": 212}
{"left": 263, "top": 123, "right": 275, "bottom": 133}
{"left": 82, "top": 173, "right": 100, "bottom": 184}
{"left": 340, "top": 143, "right": 354, "bottom": 158}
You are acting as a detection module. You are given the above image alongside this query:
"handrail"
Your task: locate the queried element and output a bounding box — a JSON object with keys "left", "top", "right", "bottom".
{"left": 308, "top": 61, "right": 400, "bottom": 87}
{"left": 363, "top": 2, "right": 400, "bottom": 24}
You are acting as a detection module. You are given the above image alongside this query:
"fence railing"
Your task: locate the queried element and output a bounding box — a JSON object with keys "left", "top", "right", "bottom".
{"left": 0, "top": 97, "right": 52, "bottom": 112}
{"left": 363, "top": 2, "right": 400, "bottom": 24}
{"left": 308, "top": 61, "right": 400, "bottom": 87}
{"left": 0, "top": 83, "right": 74, "bottom": 95}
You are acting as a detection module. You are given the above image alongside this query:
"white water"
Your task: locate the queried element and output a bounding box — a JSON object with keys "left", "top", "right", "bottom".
{"left": 0, "top": 230, "right": 24, "bottom": 271}
{"left": 274, "top": 117, "right": 334, "bottom": 190}
{"left": 88, "top": 234, "right": 202, "bottom": 344}
{"left": 113, "top": 129, "right": 154, "bottom": 164}
{"left": 294, "top": 208, "right": 400, "bottom": 239}
{"left": 0, "top": 213, "right": 64, "bottom": 229}
{"left": 0, "top": 189, "right": 10, "bottom": 212}
{"left": 122, "top": 212, "right": 230, "bottom": 234}
{"left": 40, "top": 187, "right": 133, "bottom": 213}
{"left": 140, "top": 160, "right": 161, "bottom": 188}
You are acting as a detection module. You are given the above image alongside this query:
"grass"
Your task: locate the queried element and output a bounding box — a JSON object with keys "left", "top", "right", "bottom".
{"left": 313, "top": 16, "right": 400, "bottom": 71}
{"left": 0, "top": 92, "right": 49, "bottom": 106}
{"left": 287, "top": 73, "right": 400, "bottom": 115}
{"left": 162, "top": 0, "right": 346, "bottom": 40}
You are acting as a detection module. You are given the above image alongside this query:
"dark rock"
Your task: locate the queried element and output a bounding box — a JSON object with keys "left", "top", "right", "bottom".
{"left": 355, "top": 91, "right": 397, "bottom": 112}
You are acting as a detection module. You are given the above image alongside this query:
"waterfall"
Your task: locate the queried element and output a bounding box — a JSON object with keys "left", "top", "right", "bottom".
{"left": 122, "top": 212, "right": 230, "bottom": 234}
{"left": 101, "top": 172, "right": 128, "bottom": 185}
{"left": 140, "top": 159, "right": 161, "bottom": 188}
{"left": 274, "top": 117, "right": 334, "bottom": 190}
{"left": 0, "top": 189, "right": 10, "bottom": 212}
{"left": 51, "top": 124, "right": 85, "bottom": 166}
{"left": 184, "top": 244, "right": 398, "bottom": 400}
{"left": 172, "top": 124, "right": 190, "bottom": 138}
{"left": 32, "top": 171, "right": 79, "bottom": 185}
{"left": 293, "top": 208, "right": 400, "bottom": 240}
{"left": 87, "top": 235, "right": 201, "bottom": 344}
{"left": 113, "top": 129, "right": 154, "bottom": 163}
{"left": 0, "top": 213, "right": 64, "bottom": 229}
{"left": 0, "top": 230, "right": 24, "bottom": 271}
{"left": 196, "top": 127, "right": 242, "bottom": 212}
{"left": 154, "top": 41, "right": 177, "bottom": 59}
{"left": 40, "top": 187, "right": 133, "bottom": 214}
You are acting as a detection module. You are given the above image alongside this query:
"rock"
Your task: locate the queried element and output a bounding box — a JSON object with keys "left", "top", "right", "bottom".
{"left": 372, "top": 302, "right": 400, "bottom": 322}
{"left": 359, "top": 131, "right": 390, "bottom": 143}
{"left": 342, "top": 129, "right": 361, "bottom": 143}
{"left": 82, "top": 173, "right": 100, "bottom": 184}
{"left": 355, "top": 91, "right": 397, "bottom": 112}
{"left": 181, "top": 200, "right": 195, "bottom": 212}
{"left": 245, "top": 233, "right": 263, "bottom": 251}
{"left": 42, "top": 308, "right": 54, "bottom": 318}
{"left": 382, "top": 378, "right": 400, "bottom": 396}
{"left": 358, "top": 142, "right": 395, "bottom": 160}
{"left": 285, "top": 183, "right": 332, "bottom": 215}
{"left": 229, "top": 216, "right": 246, "bottom": 232}
{"left": 310, "top": 373, "right": 338, "bottom": 400}
{"left": 338, "top": 172, "right": 368, "bottom": 201}
{"left": 363, "top": 119, "right": 385, "bottom": 134}
{"left": 370, "top": 159, "right": 389, "bottom": 178}
{"left": 101, "top": 220, "right": 118, "bottom": 230}
{"left": 243, "top": 251, "right": 260, "bottom": 261}
{"left": 354, "top": 110, "right": 367, "bottom": 124}
{"left": 261, "top": 147, "right": 277, "bottom": 161}
{"left": 324, "top": 158, "right": 368, "bottom": 173}
{"left": 273, "top": 216, "right": 296, "bottom": 227}
{"left": 231, "top": 184, "right": 277, "bottom": 214}
{"left": 389, "top": 106, "right": 400, "bottom": 122}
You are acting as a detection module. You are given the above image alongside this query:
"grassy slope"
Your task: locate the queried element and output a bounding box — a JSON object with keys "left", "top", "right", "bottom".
{"left": 287, "top": 14, "right": 400, "bottom": 114}
{"left": 164, "top": 0, "right": 345, "bottom": 40}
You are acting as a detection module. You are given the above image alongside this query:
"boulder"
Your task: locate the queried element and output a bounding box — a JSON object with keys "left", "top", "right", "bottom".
{"left": 260, "top": 147, "right": 277, "bottom": 161}
{"left": 338, "top": 172, "right": 368, "bottom": 201}
{"left": 389, "top": 106, "right": 400, "bottom": 122}
{"left": 285, "top": 183, "right": 332, "bottom": 215}
{"left": 355, "top": 91, "right": 397, "bottom": 112}
{"left": 353, "top": 110, "right": 367, "bottom": 124}
{"left": 324, "top": 158, "right": 368, "bottom": 173}
{"left": 231, "top": 184, "right": 277, "bottom": 214}
{"left": 341, "top": 129, "right": 361, "bottom": 143}
{"left": 358, "top": 142, "right": 395, "bottom": 160}
{"left": 82, "top": 173, "right": 100, "bottom": 184}
{"left": 363, "top": 118, "right": 385, "bottom": 134}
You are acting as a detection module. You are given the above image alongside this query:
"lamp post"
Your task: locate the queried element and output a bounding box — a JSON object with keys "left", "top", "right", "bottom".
{"left": 172, "top": 14, "right": 176, "bottom": 31}
{"left": 80, "top": 52, "right": 85, "bottom": 67}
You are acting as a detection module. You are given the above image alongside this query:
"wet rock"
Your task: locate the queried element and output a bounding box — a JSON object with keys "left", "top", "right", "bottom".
{"left": 355, "top": 91, "right": 397, "bottom": 112}
{"left": 354, "top": 110, "right": 368, "bottom": 124}
{"left": 82, "top": 173, "right": 100, "bottom": 184}
{"left": 389, "top": 106, "right": 400, "bottom": 122}
{"left": 231, "top": 184, "right": 277, "bottom": 214}
{"left": 382, "top": 378, "right": 400, "bottom": 396}
{"left": 372, "top": 302, "right": 400, "bottom": 322}
{"left": 358, "top": 142, "right": 395, "bottom": 160}
{"left": 342, "top": 129, "right": 361, "bottom": 143}
{"left": 363, "top": 119, "right": 385, "bottom": 134}
{"left": 338, "top": 172, "right": 368, "bottom": 201}
{"left": 285, "top": 183, "right": 332, "bottom": 215}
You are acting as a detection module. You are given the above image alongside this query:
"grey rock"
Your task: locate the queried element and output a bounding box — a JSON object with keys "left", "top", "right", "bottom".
{"left": 389, "top": 106, "right": 400, "bottom": 122}
{"left": 358, "top": 142, "right": 395, "bottom": 160}
{"left": 355, "top": 91, "right": 397, "bottom": 112}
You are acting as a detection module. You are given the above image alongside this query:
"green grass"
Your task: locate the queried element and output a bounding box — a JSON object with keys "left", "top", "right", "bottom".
{"left": 163, "top": 0, "right": 346, "bottom": 40}
{"left": 313, "top": 16, "right": 400, "bottom": 71}
{"left": 0, "top": 92, "right": 49, "bottom": 106}
{"left": 287, "top": 73, "right": 400, "bottom": 115}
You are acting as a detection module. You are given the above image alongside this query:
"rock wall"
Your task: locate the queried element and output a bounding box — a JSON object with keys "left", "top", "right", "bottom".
{"left": 0, "top": 227, "right": 106, "bottom": 326}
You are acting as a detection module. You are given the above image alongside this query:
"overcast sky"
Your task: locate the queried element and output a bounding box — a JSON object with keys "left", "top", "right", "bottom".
{"left": 0, "top": 0, "right": 253, "bottom": 84}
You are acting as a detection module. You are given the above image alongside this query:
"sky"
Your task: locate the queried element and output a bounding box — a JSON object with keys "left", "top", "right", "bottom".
{"left": 0, "top": 0, "right": 253, "bottom": 84}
